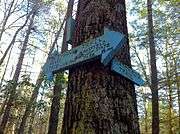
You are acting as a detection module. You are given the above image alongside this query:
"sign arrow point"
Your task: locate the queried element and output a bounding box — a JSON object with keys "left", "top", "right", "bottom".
{"left": 101, "top": 28, "right": 126, "bottom": 65}
{"left": 43, "top": 29, "right": 127, "bottom": 81}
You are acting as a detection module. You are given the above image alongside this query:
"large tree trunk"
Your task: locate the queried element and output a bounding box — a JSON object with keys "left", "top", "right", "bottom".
{"left": 0, "top": 11, "right": 36, "bottom": 134}
{"left": 61, "top": 0, "right": 140, "bottom": 133}
{"left": 147, "top": 0, "right": 159, "bottom": 134}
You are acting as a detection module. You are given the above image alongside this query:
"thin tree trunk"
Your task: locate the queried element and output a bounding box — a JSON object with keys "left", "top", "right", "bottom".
{"left": 166, "top": 72, "right": 173, "bottom": 134}
{"left": 0, "top": 10, "right": 32, "bottom": 66}
{"left": 0, "top": 0, "right": 15, "bottom": 42}
{"left": 61, "top": 0, "right": 74, "bottom": 52}
{"left": 47, "top": 75, "right": 63, "bottom": 134}
{"left": 164, "top": 39, "right": 174, "bottom": 134}
{"left": 61, "top": 0, "right": 140, "bottom": 133}
{"left": 174, "top": 56, "right": 180, "bottom": 130}
{"left": 0, "top": 11, "right": 36, "bottom": 134}
{"left": 171, "top": 44, "right": 180, "bottom": 130}
{"left": 17, "top": 71, "right": 43, "bottom": 134}
{"left": 0, "top": 45, "right": 13, "bottom": 89}
{"left": 0, "top": 95, "right": 9, "bottom": 117}
{"left": 132, "top": 46, "right": 150, "bottom": 86}
{"left": 27, "top": 105, "right": 36, "bottom": 134}
{"left": 171, "top": 6, "right": 180, "bottom": 130}
{"left": 132, "top": 46, "right": 150, "bottom": 134}
{"left": 47, "top": 1, "right": 74, "bottom": 133}
{"left": 147, "top": 0, "right": 159, "bottom": 134}
{"left": 0, "top": 46, "right": 13, "bottom": 116}
{"left": 142, "top": 89, "right": 148, "bottom": 134}
{"left": 18, "top": 15, "right": 66, "bottom": 134}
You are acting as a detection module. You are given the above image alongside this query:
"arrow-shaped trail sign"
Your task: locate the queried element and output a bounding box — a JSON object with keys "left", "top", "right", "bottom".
{"left": 101, "top": 28, "right": 126, "bottom": 65}
{"left": 111, "top": 59, "right": 145, "bottom": 86}
{"left": 43, "top": 28, "right": 125, "bottom": 79}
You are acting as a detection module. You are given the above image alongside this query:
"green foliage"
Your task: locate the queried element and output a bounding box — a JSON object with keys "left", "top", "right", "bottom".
{"left": 0, "top": 0, "right": 179, "bottom": 133}
{"left": 55, "top": 73, "right": 68, "bottom": 87}
{"left": 139, "top": 101, "right": 179, "bottom": 134}
{"left": 129, "top": 0, "right": 179, "bottom": 133}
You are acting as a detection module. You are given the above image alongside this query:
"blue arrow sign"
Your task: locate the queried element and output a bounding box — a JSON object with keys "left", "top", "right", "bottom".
{"left": 111, "top": 58, "right": 145, "bottom": 86}
{"left": 43, "top": 28, "right": 125, "bottom": 80}
{"left": 101, "top": 28, "right": 126, "bottom": 65}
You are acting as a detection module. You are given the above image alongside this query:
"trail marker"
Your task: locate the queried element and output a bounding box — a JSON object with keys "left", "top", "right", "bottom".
{"left": 111, "top": 59, "right": 145, "bottom": 86}
{"left": 43, "top": 28, "right": 125, "bottom": 80}
{"left": 43, "top": 28, "right": 144, "bottom": 86}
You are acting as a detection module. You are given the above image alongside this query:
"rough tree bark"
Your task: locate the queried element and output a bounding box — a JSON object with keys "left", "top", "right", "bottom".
{"left": 0, "top": 10, "right": 36, "bottom": 134}
{"left": 147, "top": 0, "right": 159, "bottom": 134}
{"left": 61, "top": 0, "right": 140, "bottom": 133}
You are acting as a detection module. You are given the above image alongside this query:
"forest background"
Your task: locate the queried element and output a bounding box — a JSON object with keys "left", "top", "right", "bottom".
{"left": 0, "top": 0, "right": 179, "bottom": 133}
